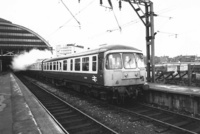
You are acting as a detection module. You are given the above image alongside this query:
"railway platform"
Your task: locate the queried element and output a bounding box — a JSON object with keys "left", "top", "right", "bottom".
{"left": 0, "top": 72, "right": 65, "bottom": 134}
{"left": 149, "top": 83, "right": 200, "bottom": 96}
{"left": 147, "top": 82, "right": 200, "bottom": 116}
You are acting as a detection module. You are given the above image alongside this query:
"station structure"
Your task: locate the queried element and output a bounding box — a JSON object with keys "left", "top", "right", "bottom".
{"left": 1, "top": 10, "right": 200, "bottom": 133}
{"left": 0, "top": 18, "right": 52, "bottom": 71}
{"left": 55, "top": 44, "right": 84, "bottom": 57}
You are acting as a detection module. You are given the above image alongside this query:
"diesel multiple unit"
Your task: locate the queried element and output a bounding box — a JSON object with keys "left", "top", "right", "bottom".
{"left": 27, "top": 44, "right": 148, "bottom": 102}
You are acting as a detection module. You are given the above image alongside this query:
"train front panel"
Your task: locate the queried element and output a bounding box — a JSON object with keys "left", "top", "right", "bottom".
{"left": 103, "top": 50, "right": 146, "bottom": 87}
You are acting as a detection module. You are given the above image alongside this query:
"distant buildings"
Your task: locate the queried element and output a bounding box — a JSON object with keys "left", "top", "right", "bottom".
{"left": 145, "top": 55, "right": 200, "bottom": 65}
{"left": 55, "top": 44, "right": 84, "bottom": 57}
{"left": 170, "top": 55, "right": 197, "bottom": 62}
{"left": 159, "top": 56, "right": 169, "bottom": 63}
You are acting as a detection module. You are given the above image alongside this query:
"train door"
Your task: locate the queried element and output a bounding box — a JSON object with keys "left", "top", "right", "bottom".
{"left": 104, "top": 53, "right": 123, "bottom": 86}
{"left": 97, "top": 52, "right": 104, "bottom": 85}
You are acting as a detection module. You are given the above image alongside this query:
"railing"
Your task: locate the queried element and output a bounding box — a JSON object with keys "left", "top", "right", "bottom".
{"left": 150, "top": 62, "right": 200, "bottom": 86}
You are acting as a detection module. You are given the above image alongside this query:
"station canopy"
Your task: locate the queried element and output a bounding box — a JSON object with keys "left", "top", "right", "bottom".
{"left": 0, "top": 18, "right": 52, "bottom": 56}
{"left": 0, "top": 18, "right": 52, "bottom": 71}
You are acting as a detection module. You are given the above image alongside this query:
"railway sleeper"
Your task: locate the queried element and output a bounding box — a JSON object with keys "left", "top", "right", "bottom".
{"left": 52, "top": 110, "right": 74, "bottom": 116}
{"left": 68, "top": 124, "right": 103, "bottom": 134}
{"left": 56, "top": 114, "right": 78, "bottom": 121}
{"left": 60, "top": 118, "right": 88, "bottom": 126}
{"left": 50, "top": 108, "right": 72, "bottom": 114}
{"left": 63, "top": 122, "right": 93, "bottom": 131}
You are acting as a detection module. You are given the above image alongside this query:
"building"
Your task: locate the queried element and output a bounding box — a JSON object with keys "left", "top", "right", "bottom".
{"left": 56, "top": 44, "right": 84, "bottom": 57}
{"left": 171, "top": 55, "right": 196, "bottom": 62}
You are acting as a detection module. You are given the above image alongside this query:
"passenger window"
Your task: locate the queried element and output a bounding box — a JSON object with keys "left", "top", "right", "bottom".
{"left": 50, "top": 62, "right": 52, "bottom": 70}
{"left": 82, "top": 57, "right": 89, "bottom": 71}
{"left": 92, "top": 56, "right": 97, "bottom": 71}
{"left": 53, "top": 62, "right": 56, "bottom": 70}
{"left": 75, "top": 58, "right": 80, "bottom": 71}
{"left": 57, "top": 61, "right": 61, "bottom": 70}
{"left": 70, "top": 59, "right": 73, "bottom": 71}
{"left": 63, "top": 60, "right": 67, "bottom": 70}
{"left": 57, "top": 61, "right": 59, "bottom": 70}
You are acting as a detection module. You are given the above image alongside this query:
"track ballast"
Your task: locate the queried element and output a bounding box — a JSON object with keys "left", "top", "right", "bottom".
{"left": 17, "top": 75, "right": 118, "bottom": 134}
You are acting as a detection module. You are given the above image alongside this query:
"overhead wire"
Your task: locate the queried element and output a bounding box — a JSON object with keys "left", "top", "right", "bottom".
{"left": 59, "top": 0, "right": 95, "bottom": 29}
{"left": 107, "top": 20, "right": 138, "bottom": 32}
{"left": 157, "top": 31, "right": 178, "bottom": 38}
{"left": 47, "top": 0, "right": 95, "bottom": 41}
{"left": 154, "top": 4, "right": 180, "bottom": 38}
{"left": 155, "top": 2, "right": 184, "bottom": 15}
{"left": 89, "top": 19, "right": 138, "bottom": 39}
{"left": 112, "top": 11, "right": 122, "bottom": 32}
{"left": 60, "top": 0, "right": 81, "bottom": 27}
{"left": 50, "top": 0, "right": 180, "bottom": 43}
{"left": 155, "top": 3, "right": 195, "bottom": 39}
{"left": 107, "top": 0, "right": 122, "bottom": 32}
{"left": 155, "top": 16, "right": 172, "bottom": 32}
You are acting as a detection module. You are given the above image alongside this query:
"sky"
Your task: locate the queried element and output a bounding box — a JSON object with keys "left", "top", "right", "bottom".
{"left": 0, "top": 0, "right": 200, "bottom": 57}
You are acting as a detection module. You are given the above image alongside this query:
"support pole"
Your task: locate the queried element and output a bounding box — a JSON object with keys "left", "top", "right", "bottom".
{"left": 150, "top": 2, "right": 155, "bottom": 82}
{"left": 188, "top": 64, "right": 191, "bottom": 86}
{"left": 145, "top": 2, "right": 155, "bottom": 82}
{"left": 125, "top": 0, "right": 155, "bottom": 82}
{"left": 145, "top": 3, "right": 151, "bottom": 82}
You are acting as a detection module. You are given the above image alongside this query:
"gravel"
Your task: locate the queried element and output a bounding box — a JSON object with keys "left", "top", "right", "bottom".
{"left": 31, "top": 79, "right": 158, "bottom": 134}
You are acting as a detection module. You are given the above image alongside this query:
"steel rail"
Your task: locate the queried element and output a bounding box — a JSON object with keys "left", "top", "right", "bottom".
{"left": 21, "top": 75, "right": 119, "bottom": 134}
{"left": 119, "top": 104, "right": 198, "bottom": 134}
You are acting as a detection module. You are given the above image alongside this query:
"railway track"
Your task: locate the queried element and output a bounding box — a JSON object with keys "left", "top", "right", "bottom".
{"left": 17, "top": 75, "right": 118, "bottom": 134}
{"left": 19, "top": 74, "right": 200, "bottom": 134}
{"left": 120, "top": 103, "right": 200, "bottom": 134}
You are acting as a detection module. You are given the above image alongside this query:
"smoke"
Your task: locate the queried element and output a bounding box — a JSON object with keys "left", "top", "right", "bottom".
{"left": 11, "top": 49, "right": 52, "bottom": 71}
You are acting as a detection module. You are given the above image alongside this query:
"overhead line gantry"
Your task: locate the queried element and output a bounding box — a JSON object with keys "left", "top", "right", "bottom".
{"left": 105, "top": 0, "right": 155, "bottom": 82}
{"left": 123, "top": 0, "right": 155, "bottom": 82}
{"left": 77, "top": 0, "right": 156, "bottom": 82}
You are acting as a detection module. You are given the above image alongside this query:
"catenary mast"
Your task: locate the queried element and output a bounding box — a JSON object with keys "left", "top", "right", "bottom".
{"left": 124, "top": 0, "right": 155, "bottom": 82}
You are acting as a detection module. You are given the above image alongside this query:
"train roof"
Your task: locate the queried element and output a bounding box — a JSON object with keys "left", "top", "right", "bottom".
{"left": 44, "top": 44, "right": 142, "bottom": 62}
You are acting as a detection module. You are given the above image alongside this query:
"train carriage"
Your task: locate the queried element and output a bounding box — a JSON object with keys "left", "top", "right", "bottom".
{"left": 27, "top": 44, "right": 148, "bottom": 102}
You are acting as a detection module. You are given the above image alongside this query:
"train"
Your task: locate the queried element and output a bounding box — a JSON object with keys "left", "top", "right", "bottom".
{"left": 26, "top": 44, "right": 148, "bottom": 103}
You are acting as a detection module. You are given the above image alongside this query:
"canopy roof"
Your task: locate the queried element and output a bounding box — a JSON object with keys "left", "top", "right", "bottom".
{"left": 0, "top": 18, "right": 52, "bottom": 51}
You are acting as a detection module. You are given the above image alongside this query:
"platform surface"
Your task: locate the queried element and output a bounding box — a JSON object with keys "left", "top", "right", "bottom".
{"left": 149, "top": 82, "right": 200, "bottom": 96}
{"left": 0, "top": 72, "right": 65, "bottom": 134}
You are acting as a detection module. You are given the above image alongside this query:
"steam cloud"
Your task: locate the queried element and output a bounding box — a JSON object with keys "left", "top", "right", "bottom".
{"left": 11, "top": 49, "right": 52, "bottom": 71}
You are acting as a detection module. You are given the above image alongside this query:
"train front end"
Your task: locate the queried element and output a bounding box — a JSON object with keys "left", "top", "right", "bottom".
{"left": 103, "top": 48, "right": 148, "bottom": 100}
